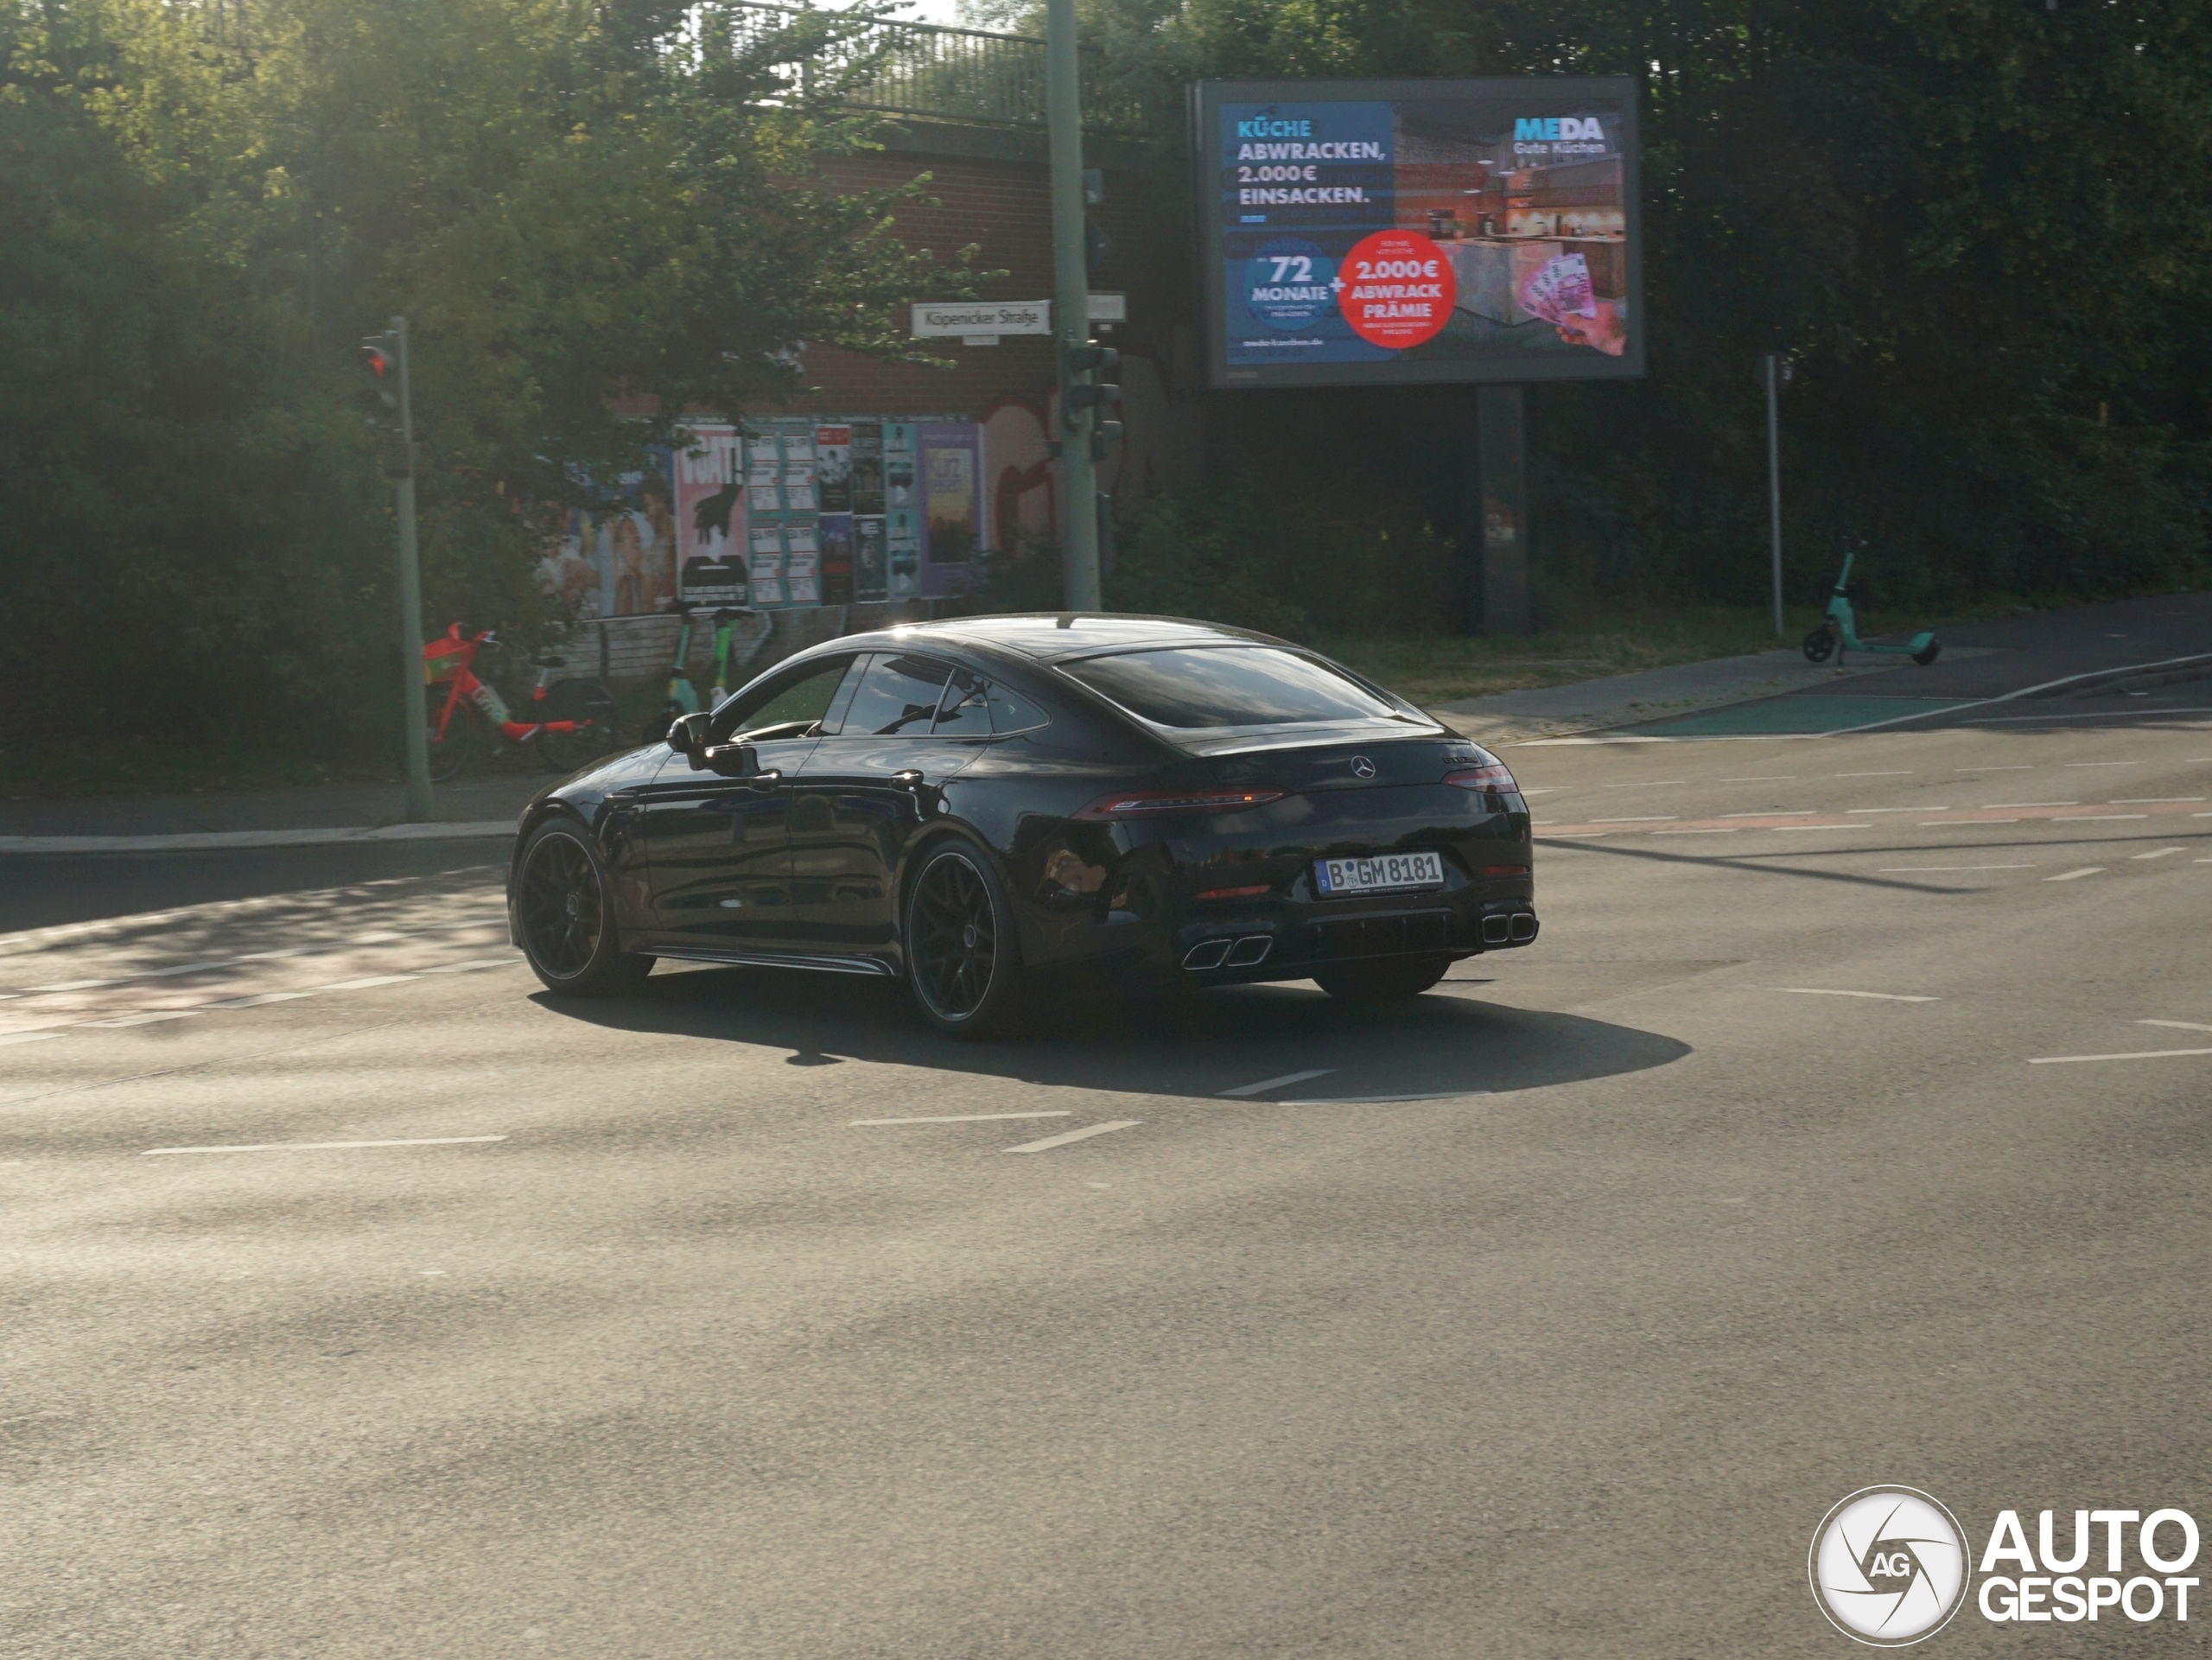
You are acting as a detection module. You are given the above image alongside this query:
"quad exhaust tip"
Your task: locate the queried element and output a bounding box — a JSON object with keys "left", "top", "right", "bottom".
{"left": 1184, "top": 936, "right": 1273, "bottom": 970}
{"left": 1482, "top": 913, "right": 1540, "bottom": 945}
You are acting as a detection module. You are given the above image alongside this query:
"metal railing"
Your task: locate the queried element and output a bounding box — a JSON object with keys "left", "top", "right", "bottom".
{"left": 723, "top": 3, "right": 1141, "bottom": 132}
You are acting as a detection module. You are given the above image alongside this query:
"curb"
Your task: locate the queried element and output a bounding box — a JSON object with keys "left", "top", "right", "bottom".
{"left": 0, "top": 821, "right": 518, "bottom": 855}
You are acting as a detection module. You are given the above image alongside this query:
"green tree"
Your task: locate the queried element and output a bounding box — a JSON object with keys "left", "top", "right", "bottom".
{"left": 0, "top": 0, "right": 981, "bottom": 767}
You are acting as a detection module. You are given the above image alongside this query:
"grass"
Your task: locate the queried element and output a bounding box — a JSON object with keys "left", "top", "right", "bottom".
{"left": 1317, "top": 602, "right": 1830, "bottom": 708}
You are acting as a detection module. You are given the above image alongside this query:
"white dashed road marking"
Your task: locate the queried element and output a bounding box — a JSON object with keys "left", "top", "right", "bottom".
{"left": 142, "top": 1135, "right": 510, "bottom": 1155}
{"left": 2139, "top": 1020, "right": 2212, "bottom": 1035}
{"left": 2046, "top": 868, "right": 2106, "bottom": 882}
{"left": 1219, "top": 1068, "right": 1334, "bottom": 1098}
{"left": 0, "top": 1031, "right": 66, "bottom": 1046}
{"left": 2029, "top": 1049, "right": 2212, "bottom": 1066}
{"left": 1879, "top": 864, "right": 2035, "bottom": 874}
{"left": 2133, "top": 848, "right": 2187, "bottom": 861}
{"left": 1774, "top": 989, "right": 1939, "bottom": 1003}
{"left": 853, "top": 1112, "right": 1071, "bottom": 1126}
{"left": 1002, "top": 1121, "right": 1142, "bottom": 1154}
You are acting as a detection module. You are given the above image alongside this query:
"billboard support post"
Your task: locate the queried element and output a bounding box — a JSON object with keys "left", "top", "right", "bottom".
{"left": 1762, "top": 353, "right": 1785, "bottom": 638}
{"left": 1478, "top": 385, "right": 1531, "bottom": 635}
{"left": 390, "top": 318, "right": 430, "bottom": 820}
{"left": 1045, "top": 0, "right": 1101, "bottom": 610}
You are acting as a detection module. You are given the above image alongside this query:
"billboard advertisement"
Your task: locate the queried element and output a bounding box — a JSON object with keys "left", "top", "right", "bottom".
{"left": 1192, "top": 77, "right": 1643, "bottom": 389}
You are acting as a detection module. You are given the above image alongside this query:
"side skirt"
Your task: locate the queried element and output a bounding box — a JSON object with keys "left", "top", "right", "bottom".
{"left": 649, "top": 946, "right": 898, "bottom": 978}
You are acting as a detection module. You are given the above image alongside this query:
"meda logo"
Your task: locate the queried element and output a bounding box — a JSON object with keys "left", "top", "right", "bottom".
{"left": 1810, "top": 1489, "right": 1971, "bottom": 1646}
{"left": 1236, "top": 111, "right": 1313, "bottom": 140}
{"left": 1514, "top": 117, "right": 1605, "bottom": 142}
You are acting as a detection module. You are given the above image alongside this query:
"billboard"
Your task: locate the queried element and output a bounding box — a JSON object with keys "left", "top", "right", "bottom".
{"left": 1192, "top": 78, "right": 1643, "bottom": 389}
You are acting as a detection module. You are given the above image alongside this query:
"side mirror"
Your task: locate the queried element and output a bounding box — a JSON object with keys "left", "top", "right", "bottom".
{"left": 670, "top": 710, "right": 710, "bottom": 766}
{"left": 703, "top": 741, "right": 778, "bottom": 781}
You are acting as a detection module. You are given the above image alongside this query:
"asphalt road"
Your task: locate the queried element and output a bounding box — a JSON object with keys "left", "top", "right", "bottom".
{"left": 4, "top": 697, "right": 2210, "bottom": 1657}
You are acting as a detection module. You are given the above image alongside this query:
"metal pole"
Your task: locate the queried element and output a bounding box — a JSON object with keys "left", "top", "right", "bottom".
{"left": 394, "top": 315, "right": 432, "bottom": 819}
{"left": 1764, "top": 353, "right": 1783, "bottom": 639}
{"left": 1044, "top": 0, "right": 1099, "bottom": 610}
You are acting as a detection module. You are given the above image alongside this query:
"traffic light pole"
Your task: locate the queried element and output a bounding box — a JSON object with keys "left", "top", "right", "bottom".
{"left": 391, "top": 317, "right": 431, "bottom": 819}
{"left": 1044, "top": 0, "right": 1100, "bottom": 611}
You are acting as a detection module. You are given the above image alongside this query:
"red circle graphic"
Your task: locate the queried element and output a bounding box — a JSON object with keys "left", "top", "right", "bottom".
{"left": 1338, "top": 230, "right": 1457, "bottom": 350}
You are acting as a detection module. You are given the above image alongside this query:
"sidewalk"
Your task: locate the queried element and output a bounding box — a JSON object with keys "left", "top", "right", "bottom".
{"left": 1431, "top": 650, "right": 1910, "bottom": 745}
{"left": 0, "top": 773, "right": 541, "bottom": 854}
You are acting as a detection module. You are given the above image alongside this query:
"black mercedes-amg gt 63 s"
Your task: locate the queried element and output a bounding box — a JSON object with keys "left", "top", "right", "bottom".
{"left": 506, "top": 614, "right": 1537, "bottom": 1037}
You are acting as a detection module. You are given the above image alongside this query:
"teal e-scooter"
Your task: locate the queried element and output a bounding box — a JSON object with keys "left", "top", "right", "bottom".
{"left": 1802, "top": 546, "right": 1942, "bottom": 666}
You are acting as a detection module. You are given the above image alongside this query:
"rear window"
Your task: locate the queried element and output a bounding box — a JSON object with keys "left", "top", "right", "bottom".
{"left": 1061, "top": 646, "right": 1400, "bottom": 729}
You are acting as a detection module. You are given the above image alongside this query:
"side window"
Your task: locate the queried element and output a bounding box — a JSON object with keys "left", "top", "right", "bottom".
{"left": 932, "top": 669, "right": 993, "bottom": 736}
{"left": 721, "top": 658, "right": 852, "bottom": 744}
{"left": 987, "top": 683, "right": 1051, "bottom": 735}
{"left": 837, "top": 653, "right": 952, "bottom": 738}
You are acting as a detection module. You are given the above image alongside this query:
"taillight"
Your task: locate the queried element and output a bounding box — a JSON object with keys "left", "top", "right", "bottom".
{"left": 1077, "top": 788, "right": 1285, "bottom": 819}
{"left": 1444, "top": 762, "right": 1518, "bottom": 793}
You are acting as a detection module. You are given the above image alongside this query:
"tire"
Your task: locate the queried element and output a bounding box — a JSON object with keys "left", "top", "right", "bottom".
{"left": 1312, "top": 955, "right": 1452, "bottom": 1003}
{"left": 424, "top": 710, "right": 480, "bottom": 783}
{"left": 1912, "top": 639, "right": 1942, "bottom": 667}
{"left": 536, "top": 677, "right": 621, "bottom": 773}
{"left": 513, "top": 819, "right": 655, "bottom": 996}
{"left": 903, "top": 841, "right": 1027, "bottom": 1039}
{"left": 1802, "top": 628, "right": 1836, "bottom": 665}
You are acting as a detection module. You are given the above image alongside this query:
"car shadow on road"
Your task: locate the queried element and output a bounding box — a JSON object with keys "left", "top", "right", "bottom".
{"left": 533, "top": 966, "right": 1690, "bottom": 1103}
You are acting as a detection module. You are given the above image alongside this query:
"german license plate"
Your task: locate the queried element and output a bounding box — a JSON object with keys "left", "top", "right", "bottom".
{"left": 1313, "top": 851, "right": 1445, "bottom": 896}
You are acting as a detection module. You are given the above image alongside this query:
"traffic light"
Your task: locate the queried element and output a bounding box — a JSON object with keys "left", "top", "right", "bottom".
{"left": 358, "top": 333, "right": 403, "bottom": 432}
{"left": 1061, "top": 340, "right": 1122, "bottom": 436}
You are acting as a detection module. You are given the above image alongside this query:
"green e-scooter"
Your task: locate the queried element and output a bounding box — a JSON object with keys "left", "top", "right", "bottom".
{"left": 641, "top": 604, "right": 703, "bottom": 744}
{"left": 1802, "top": 545, "right": 1942, "bottom": 666}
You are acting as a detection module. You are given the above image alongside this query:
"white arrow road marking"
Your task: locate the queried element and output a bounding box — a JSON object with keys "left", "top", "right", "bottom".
{"left": 1002, "top": 1121, "right": 1141, "bottom": 1154}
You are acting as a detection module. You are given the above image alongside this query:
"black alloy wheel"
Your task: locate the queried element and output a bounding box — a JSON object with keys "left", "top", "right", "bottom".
{"left": 905, "top": 844, "right": 1024, "bottom": 1038}
{"left": 515, "top": 822, "right": 652, "bottom": 995}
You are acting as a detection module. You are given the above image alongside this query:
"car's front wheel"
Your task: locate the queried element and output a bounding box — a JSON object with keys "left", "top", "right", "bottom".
{"left": 904, "top": 842, "right": 1027, "bottom": 1039}
{"left": 1312, "top": 956, "right": 1452, "bottom": 1002}
{"left": 514, "top": 819, "right": 654, "bottom": 996}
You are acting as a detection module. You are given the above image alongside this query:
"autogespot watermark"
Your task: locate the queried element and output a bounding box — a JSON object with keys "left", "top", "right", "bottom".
{"left": 1809, "top": 1489, "right": 2202, "bottom": 1644}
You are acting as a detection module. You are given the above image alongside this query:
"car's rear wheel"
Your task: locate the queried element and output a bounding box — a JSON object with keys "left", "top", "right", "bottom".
{"left": 904, "top": 843, "right": 1026, "bottom": 1039}
{"left": 515, "top": 820, "right": 653, "bottom": 996}
{"left": 1312, "top": 955, "right": 1452, "bottom": 1002}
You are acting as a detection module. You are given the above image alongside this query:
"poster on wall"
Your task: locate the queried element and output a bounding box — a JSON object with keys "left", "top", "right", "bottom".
{"left": 531, "top": 449, "right": 679, "bottom": 620}
{"left": 817, "top": 514, "right": 854, "bottom": 606}
{"left": 850, "top": 424, "right": 886, "bottom": 516}
{"left": 657, "top": 415, "right": 976, "bottom": 612}
{"left": 1192, "top": 77, "right": 1643, "bottom": 389}
{"left": 748, "top": 522, "right": 787, "bottom": 606}
{"left": 918, "top": 422, "right": 982, "bottom": 598}
{"left": 855, "top": 516, "right": 888, "bottom": 601}
{"left": 815, "top": 426, "right": 852, "bottom": 514}
{"left": 673, "top": 425, "right": 747, "bottom": 607}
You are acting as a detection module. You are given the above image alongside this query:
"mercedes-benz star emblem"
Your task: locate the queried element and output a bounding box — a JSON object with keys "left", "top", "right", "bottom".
{"left": 1351, "top": 756, "right": 1376, "bottom": 779}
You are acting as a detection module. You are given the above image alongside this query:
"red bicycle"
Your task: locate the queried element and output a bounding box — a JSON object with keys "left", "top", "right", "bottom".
{"left": 421, "top": 625, "right": 620, "bottom": 781}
